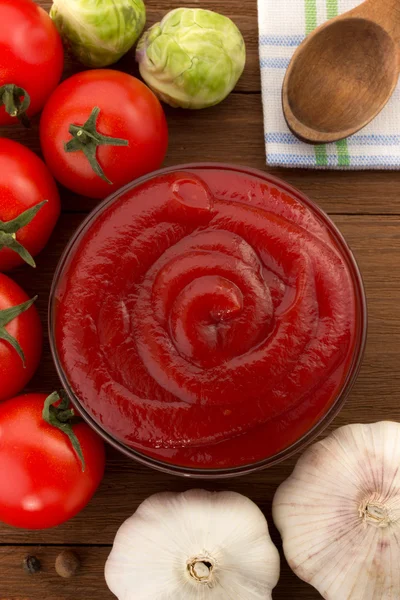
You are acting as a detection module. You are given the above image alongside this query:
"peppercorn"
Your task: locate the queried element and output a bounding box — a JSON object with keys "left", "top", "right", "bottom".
{"left": 55, "top": 550, "right": 80, "bottom": 578}
{"left": 23, "top": 555, "right": 41, "bottom": 574}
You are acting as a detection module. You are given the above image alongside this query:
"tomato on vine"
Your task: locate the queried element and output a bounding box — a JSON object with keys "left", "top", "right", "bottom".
{"left": 0, "top": 139, "right": 60, "bottom": 271}
{"left": 0, "top": 274, "right": 42, "bottom": 401}
{"left": 40, "top": 70, "right": 168, "bottom": 199}
{"left": 0, "top": 0, "right": 64, "bottom": 126}
{"left": 0, "top": 391, "right": 105, "bottom": 529}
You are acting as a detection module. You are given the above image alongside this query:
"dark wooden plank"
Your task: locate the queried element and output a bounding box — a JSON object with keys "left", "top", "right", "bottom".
{"left": 0, "top": 545, "right": 320, "bottom": 600}
{"left": 3, "top": 94, "right": 400, "bottom": 215}
{"left": 2, "top": 0, "right": 400, "bottom": 217}
{"left": 0, "top": 546, "right": 113, "bottom": 600}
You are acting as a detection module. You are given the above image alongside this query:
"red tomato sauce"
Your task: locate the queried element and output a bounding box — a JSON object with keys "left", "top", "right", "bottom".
{"left": 55, "top": 167, "right": 360, "bottom": 469}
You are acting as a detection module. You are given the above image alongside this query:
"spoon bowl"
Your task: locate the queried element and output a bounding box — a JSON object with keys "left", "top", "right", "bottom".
{"left": 283, "top": 0, "right": 400, "bottom": 144}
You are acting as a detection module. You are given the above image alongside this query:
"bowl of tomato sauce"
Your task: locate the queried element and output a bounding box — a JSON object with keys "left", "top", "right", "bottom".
{"left": 49, "top": 164, "right": 367, "bottom": 478}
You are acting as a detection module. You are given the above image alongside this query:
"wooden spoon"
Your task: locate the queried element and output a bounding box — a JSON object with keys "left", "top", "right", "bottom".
{"left": 282, "top": 0, "right": 400, "bottom": 144}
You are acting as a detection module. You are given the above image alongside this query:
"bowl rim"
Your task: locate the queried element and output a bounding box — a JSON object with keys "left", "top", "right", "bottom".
{"left": 48, "top": 162, "right": 368, "bottom": 479}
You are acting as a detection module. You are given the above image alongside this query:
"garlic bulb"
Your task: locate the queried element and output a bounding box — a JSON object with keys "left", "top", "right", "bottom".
{"left": 273, "top": 422, "right": 400, "bottom": 600}
{"left": 105, "top": 489, "right": 280, "bottom": 599}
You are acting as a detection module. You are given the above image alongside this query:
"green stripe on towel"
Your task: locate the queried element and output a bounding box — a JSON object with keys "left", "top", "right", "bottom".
{"left": 336, "top": 139, "right": 351, "bottom": 167}
{"left": 315, "top": 145, "right": 328, "bottom": 167}
{"left": 305, "top": 0, "right": 317, "bottom": 33}
{"left": 326, "top": 0, "right": 339, "bottom": 19}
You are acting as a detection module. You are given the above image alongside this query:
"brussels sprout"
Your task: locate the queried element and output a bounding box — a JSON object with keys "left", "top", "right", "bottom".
{"left": 50, "top": 0, "right": 146, "bottom": 68}
{"left": 136, "top": 8, "right": 246, "bottom": 109}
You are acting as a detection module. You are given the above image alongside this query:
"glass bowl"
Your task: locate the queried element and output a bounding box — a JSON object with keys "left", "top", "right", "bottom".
{"left": 49, "top": 163, "right": 367, "bottom": 479}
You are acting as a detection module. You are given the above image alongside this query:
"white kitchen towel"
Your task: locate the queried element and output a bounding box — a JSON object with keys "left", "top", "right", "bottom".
{"left": 258, "top": 0, "right": 400, "bottom": 169}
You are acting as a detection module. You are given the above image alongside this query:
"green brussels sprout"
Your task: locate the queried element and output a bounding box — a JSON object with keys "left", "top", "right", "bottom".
{"left": 136, "top": 8, "right": 246, "bottom": 109}
{"left": 50, "top": 0, "right": 146, "bottom": 68}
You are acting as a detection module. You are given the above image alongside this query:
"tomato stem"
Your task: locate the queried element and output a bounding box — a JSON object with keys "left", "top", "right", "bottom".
{"left": 0, "top": 84, "right": 31, "bottom": 127}
{"left": 42, "top": 391, "right": 86, "bottom": 472}
{"left": 0, "top": 296, "right": 37, "bottom": 366}
{"left": 0, "top": 200, "right": 48, "bottom": 267}
{"left": 64, "top": 106, "right": 129, "bottom": 184}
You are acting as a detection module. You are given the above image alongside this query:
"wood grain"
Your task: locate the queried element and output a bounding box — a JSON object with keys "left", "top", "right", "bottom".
{"left": 0, "top": 546, "right": 319, "bottom": 600}
{"left": 1, "top": 1, "right": 400, "bottom": 599}
{"left": 4, "top": 94, "right": 400, "bottom": 215}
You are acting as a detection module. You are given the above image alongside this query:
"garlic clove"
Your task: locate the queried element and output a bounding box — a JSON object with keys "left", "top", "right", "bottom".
{"left": 273, "top": 421, "right": 400, "bottom": 600}
{"left": 105, "top": 489, "right": 280, "bottom": 599}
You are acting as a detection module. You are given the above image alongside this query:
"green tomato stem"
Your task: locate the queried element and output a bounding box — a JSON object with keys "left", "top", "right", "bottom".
{"left": 0, "top": 84, "right": 31, "bottom": 127}
{"left": 0, "top": 200, "right": 48, "bottom": 268}
{"left": 64, "top": 107, "right": 129, "bottom": 184}
{"left": 42, "top": 391, "right": 86, "bottom": 472}
{"left": 0, "top": 296, "right": 37, "bottom": 366}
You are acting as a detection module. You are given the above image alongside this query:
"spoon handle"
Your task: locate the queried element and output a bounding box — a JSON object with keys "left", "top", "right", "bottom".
{"left": 354, "top": 0, "right": 400, "bottom": 46}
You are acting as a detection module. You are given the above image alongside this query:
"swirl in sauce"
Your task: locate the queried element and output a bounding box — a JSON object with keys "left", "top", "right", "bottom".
{"left": 55, "top": 167, "right": 360, "bottom": 468}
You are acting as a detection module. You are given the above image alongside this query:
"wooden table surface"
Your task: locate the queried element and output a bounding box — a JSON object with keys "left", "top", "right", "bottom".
{"left": 2, "top": 1, "right": 400, "bottom": 598}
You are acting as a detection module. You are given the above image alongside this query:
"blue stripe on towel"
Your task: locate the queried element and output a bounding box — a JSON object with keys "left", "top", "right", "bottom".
{"left": 260, "top": 57, "right": 291, "bottom": 69}
{"left": 266, "top": 133, "right": 400, "bottom": 146}
{"left": 267, "top": 154, "right": 338, "bottom": 167}
{"left": 265, "top": 133, "right": 301, "bottom": 144}
{"left": 259, "top": 34, "right": 305, "bottom": 46}
{"left": 347, "top": 135, "right": 400, "bottom": 146}
{"left": 336, "top": 155, "right": 400, "bottom": 166}
{"left": 267, "top": 153, "right": 400, "bottom": 167}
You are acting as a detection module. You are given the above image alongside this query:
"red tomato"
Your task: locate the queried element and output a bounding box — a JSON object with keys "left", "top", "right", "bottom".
{"left": 0, "top": 392, "right": 105, "bottom": 529}
{"left": 0, "top": 0, "right": 64, "bottom": 125}
{"left": 0, "top": 139, "right": 60, "bottom": 271}
{"left": 40, "top": 70, "right": 168, "bottom": 199}
{"left": 0, "top": 0, "right": 64, "bottom": 126}
{"left": 0, "top": 274, "right": 42, "bottom": 401}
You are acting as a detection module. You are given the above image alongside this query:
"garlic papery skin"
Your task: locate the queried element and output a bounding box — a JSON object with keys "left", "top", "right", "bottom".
{"left": 272, "top": 422, "right": 400, "bottom": 600}
{"left": 105, "top": 489, "right": 280, "bottom": 599}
